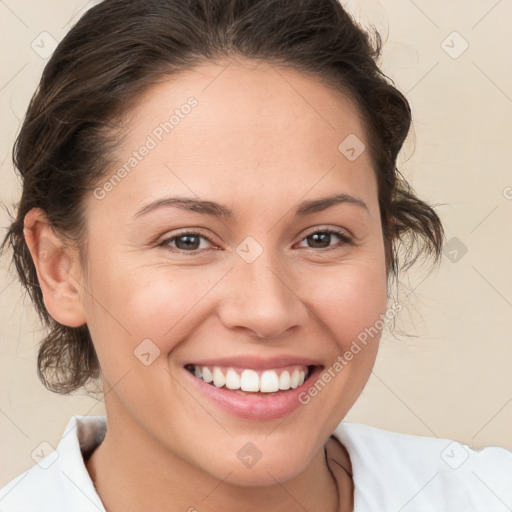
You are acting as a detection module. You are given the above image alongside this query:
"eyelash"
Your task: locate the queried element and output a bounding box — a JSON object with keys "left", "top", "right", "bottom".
{"left": 158, "top": 228, "right": 353, "bottom": 254}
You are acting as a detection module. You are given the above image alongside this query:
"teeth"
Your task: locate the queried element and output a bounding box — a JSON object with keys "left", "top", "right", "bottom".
{"left": 213, "top": 367, "right": 226, "bottom": 388}
{"left": 260, "top": 370, "right": 280, "bottom": 393}
{"left": 202, "top": 367, "right": 213, "bottom": 383}
{"left": 290, "top": 369, "right": 300, "bottom": 389}
{"left": 225, "top": 369, "right": 240, "bottom": 390}
{"left": 190, "top": 365, "right": 309, "bottom": 393}
{"left": 241, "top": 369, "right": 259, "bottom": 392}
{"left": 278, "top": 371, "right": 291, "bottom": 390}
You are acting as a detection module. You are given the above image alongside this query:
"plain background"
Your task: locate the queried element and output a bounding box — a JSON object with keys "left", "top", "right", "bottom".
{"left": 1, "top": 0, "right": 511, "bottom": 487}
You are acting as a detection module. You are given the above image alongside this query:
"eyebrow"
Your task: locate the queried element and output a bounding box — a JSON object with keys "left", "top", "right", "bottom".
{"left": 133, "top": 193, "right": 369, "bottom": 219}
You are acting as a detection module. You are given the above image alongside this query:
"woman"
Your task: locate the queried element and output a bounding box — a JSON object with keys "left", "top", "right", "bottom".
{"left": 1, "top": 0, "right": 510, "bottom": 510}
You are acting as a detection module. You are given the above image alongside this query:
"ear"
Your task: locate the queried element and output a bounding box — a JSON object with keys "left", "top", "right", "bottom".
{"left": 23, "top": 208, "right": 87, "bottom": 327}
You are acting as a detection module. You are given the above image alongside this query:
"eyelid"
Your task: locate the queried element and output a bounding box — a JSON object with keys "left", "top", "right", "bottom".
{"left": 300, "top": 225, "right": 353, "bottom": 240}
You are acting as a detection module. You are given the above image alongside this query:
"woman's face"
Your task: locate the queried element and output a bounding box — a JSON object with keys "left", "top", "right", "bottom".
{"left": 79, "top": 59, "right": 388, "bottom": 485}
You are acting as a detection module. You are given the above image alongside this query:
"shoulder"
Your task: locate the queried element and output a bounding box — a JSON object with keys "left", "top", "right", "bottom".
{"left": 333, "top": 421, "right": 512, "bottom": 512}
{"left": 0, "top": 415, "right": 106, "bottom": 512}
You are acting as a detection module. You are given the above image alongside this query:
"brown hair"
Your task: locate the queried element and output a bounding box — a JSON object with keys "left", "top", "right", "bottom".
{"left": 1, "top": 0, "right": 444, "bottom": 394}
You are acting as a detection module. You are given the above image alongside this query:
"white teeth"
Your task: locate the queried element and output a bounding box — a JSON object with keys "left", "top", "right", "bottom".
{"left": 279, "top": 370, "right": 291, "bottom": 390}
{"left": 260, "top": 370, "right": 280, "bottom": 392}
{"left": 225, "top": 368, "right": 241, "bottom": 390}
{"left": 191, "top": 365, "right": 309, "bottom": 392}
{"left": 240, "top": 369, "right": 260, "bottom": 392}
{"left": 290, "top": 369, "right": 300, "bottom": 389}
{"left": 212, "top": 367, "right": 226, "bottom": 388}
{"left": 202, "top": 367, "right": 213, "bottom": 383}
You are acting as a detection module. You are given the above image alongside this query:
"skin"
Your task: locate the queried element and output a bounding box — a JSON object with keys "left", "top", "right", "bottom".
{"left": 24, "top": 58, "right": 389, "bottom": 512}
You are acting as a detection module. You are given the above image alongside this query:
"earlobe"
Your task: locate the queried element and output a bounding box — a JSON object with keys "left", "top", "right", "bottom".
{"left": 23, "top": 208, "right": 87, "bottom": 327}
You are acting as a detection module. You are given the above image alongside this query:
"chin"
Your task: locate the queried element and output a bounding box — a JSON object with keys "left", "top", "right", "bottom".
{"left": 214, "top": 459, "right": 308, "bottom": 488}
{"left": 192, "top": 436, "right": 317, "bottom": 488}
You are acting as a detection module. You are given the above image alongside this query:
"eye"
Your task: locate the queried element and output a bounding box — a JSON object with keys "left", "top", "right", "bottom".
{"left": 158, "top": 227, "right": 353, "bottom": 254}
{"left": 296, "top": 228, "right": 353, "bottom": 250}
{"left": 158, "top": 230, "right": 215, "bottom": 253}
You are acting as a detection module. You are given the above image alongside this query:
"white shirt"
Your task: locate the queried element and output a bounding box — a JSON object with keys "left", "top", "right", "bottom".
{"left": 1, "top": 415, "right": 511, "bottom": 511}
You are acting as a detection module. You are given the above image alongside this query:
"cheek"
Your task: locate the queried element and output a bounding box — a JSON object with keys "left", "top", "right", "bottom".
{"left": 83, "top": 260, "right": 220, "bottom": 364}
{"left": 81, "top": 269, "right": 193, "bottom": 411}
{"left": 304, "top": 258, "right": 388, "bottom": 349}
{"left": 287, "top": 258, "right": 389, "bottom": 438}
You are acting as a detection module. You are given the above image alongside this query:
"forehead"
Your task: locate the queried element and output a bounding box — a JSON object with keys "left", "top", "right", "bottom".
{"left": 125, "top": 58, "right": 367, "bottom": 146}
{"left": 93, "top": 58, "right": 378, "bottom": 219}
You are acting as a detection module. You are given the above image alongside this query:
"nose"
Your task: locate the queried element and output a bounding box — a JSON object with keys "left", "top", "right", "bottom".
{"left": 217, "top": 252, "right": 309, "bottom": 339}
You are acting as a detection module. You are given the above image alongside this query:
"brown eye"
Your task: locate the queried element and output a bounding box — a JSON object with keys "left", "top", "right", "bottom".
{"left": 159, "top": 231, "right": 214, "bottom": 253}
{"left": 298, "top": 229, "right": 352, "bottom": 250}
{"left": 174, "top": 234, "right": 202, "bottom": 250}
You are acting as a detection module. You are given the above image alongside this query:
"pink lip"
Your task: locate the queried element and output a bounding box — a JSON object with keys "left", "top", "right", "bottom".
{"left": 184, "top": 355, "right": 323, "bottom": 370}
{"left": 182, "top": 364, "right": 324, "bottom": 421}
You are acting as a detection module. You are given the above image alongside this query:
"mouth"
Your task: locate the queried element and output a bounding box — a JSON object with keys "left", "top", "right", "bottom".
{"left": 184, "top": 363, "right": 316, "bottom": 394}
{"left": 182, "top": 361, "right": 325, "bottom": 420}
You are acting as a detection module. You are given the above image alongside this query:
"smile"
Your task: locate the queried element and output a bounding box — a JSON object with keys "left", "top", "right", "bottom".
{"left": 185, "top": 364, "right": 312, "bottom": 393}
{"left": 182, "top": 360, "right": 324, "bottom": 420}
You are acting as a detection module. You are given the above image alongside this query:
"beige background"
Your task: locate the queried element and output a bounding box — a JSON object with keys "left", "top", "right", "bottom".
{"left": 1, "top": 0, "right": 511, "bottom": 487}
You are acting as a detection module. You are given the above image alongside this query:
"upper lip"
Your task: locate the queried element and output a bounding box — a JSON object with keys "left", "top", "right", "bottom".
{"left": 184, "top": 355, "right": 324, "bottom": 370}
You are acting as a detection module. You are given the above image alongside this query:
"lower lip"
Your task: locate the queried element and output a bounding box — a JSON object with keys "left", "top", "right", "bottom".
{"left": 182, "top": 365, "right": 324, "bottom": 421}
